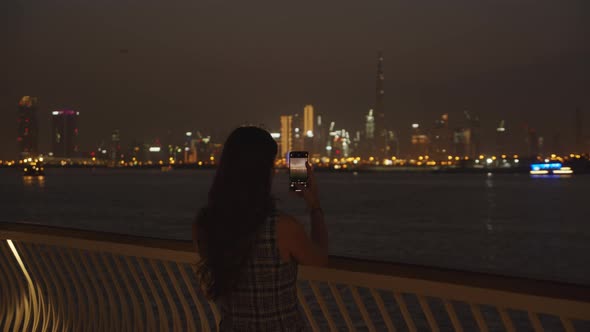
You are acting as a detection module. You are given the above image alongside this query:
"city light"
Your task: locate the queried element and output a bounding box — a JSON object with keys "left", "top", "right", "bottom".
{"left": 530, "top": 170, "right": 549, "bottom": 175}
{"left": 149, "top": 147, "right": 161, "bottom": 152}
{"left": 186, "top": 132, "right": 192, "bottom": 137}
{"left": 270, "top": 133, "right": 281, "bottom": 139}
{"left": 553, "top": 167, "right": 573, "bottom": 175}
{"left": 412, "top": 123, "right": 419, "bottom": 129}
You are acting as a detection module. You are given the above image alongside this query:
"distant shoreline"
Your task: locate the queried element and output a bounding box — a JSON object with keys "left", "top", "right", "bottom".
{"left": 3, "top": 164, "right": 589, "bottom": 174}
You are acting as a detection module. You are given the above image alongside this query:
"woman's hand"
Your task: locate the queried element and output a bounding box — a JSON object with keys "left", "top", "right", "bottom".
{"left": 294, "top": 162, "right": 321, "bottom": 210}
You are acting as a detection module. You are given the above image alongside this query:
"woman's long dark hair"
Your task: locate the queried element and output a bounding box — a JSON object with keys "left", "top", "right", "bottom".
{"left": 195, "top": 126, "right": 278, "bottom": 300}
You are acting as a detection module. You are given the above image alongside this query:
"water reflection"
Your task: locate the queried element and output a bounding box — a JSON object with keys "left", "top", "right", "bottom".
{"left": 484, "top": 173, "right": 495, "bottom": 232}
{"left": 23, "top": 176, "right": 46, "bottom": 189}
{"left": 531, "top": 174, "right": 573, "bottom": 179}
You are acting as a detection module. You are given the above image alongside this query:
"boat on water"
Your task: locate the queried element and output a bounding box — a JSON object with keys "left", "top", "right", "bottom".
{"left": 529, "top": 162, "right": 573, "bottom": 175}
{"left": 23, "top": 158, "right": 45, "bottom": 176}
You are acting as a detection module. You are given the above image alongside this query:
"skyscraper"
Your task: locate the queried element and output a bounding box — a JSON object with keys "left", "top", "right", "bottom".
{"left": 365, "top": 109, "right": 375, "bottom": 140}
{"left": 303, "top": 105, "right": 315, "bottom": 153}
{"left": 464, "top": 110, "right": 480, "bottom": 157}
{"left": 453, "top": 128, "right": 472, "bottom": 157}
{"left": 410, "top": 124, "right": 429, "bottom": 157}
{"left": 51, "top": 110, "right": 80, "bottom": 157}
{"left": 431, "top": 114, "right": 450, "bottom": 160}
{"left": 292, "top": 113, "right": 303, "bottom": 151}
{"left": 374, "top": 51, "right": 388, "bottom": 159}
{"left": 280, "top": 115, "right": 293, "bottom": 158}
{"left": 17, "top": 96, "right": 39, "bottom": 157}
{"left": 496, "top": 120, "right": 507, "bottom": 155}
{"left": 313, "top": 114, "right": 325, "bottom": 157}
{"left": 303, "top": 105, "right": 314, "bottom": 137}
{"left": 110, "top": 129, "right": 121, "bottom": 161}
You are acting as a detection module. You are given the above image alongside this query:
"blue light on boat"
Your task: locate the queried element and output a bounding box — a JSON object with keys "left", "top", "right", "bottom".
{"left": 530, "top": 163, "right": 562, "bottom": 171}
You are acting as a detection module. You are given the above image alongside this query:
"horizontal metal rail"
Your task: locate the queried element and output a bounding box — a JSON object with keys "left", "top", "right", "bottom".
{"left": 1, "top": 222, "right": 589, "bottom": 331}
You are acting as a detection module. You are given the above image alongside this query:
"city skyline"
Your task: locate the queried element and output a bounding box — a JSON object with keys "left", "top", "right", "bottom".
{"left": 2, "top": 0, "right": 589, "bottom": 159}
{"left": 9, "top": 96, "right": 589, "bottom": 163}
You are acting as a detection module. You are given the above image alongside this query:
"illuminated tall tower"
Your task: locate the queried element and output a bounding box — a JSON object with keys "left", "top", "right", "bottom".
{"left": 496, "top": 120, "right": 507, "bottom": 155}
{"left": 365, "top": 109, "right": 375, "bottom": 139}
{"left": 280, "top": 115, "right": 293, "bottom": 158}
{"left": 17, "top": 96, "right": 39, "bottom": 157}
{"left": 374, "top": 51, "right": 387, "bottom": 158}
{"left": 51, "top": 110, "right": 80, "bottom": 157}
{"left": 303, "top": 105, "right": 315, "bottom": 153}
{"left": 303, "top": 105, "right": 314, "bottom": 137}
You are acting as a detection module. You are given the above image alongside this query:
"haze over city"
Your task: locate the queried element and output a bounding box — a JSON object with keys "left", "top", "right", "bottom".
{"left": 2, "top": 0, "right": 589, "bottom": 159}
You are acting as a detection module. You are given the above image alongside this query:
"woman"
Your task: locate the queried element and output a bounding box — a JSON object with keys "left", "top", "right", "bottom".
{"left": 193, "top": 126, "right": 329, "bottom": 331}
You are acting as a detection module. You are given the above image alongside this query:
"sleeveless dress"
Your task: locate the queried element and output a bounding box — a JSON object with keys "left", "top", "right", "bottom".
{"left": 218, "top": 213, "right": 306, "bottom": 331}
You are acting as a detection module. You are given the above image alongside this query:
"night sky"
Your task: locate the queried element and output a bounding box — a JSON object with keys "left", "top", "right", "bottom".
{"left": 2, "top": 0, "right": 589, "bottom": 159}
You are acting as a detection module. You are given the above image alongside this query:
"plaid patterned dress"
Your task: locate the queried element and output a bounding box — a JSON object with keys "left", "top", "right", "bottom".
{"left": 218, "top": 213, "right": 305, "bottom": 331}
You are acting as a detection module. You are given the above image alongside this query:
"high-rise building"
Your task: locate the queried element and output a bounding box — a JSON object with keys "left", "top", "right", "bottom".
{"left": 313, "top": 114, "right": 325, "bottom": 157}
{"left": 303, "top": 105, "right": 314, "bottom": 137}
{"left": 330, "top": 129, "right": 351, "bottom": 157}
{"left": 196, "top": 136, "right": 213, "bottom": 164}
{"left": 51, "top": 110, "right": 79, "bottom": 157}
{"left": 496, "top": 120, "right": 507, "bottom": 155}
{"left": 365, "top": 109, "right": 375, "bottom": 140}
{"left": 291, "top": 113, "right": 303, "bottom": 151}
{"left": 410, "top": 124, "right": 429, "bottom": 157}
{"left": 17, "top": 96, "right": 39, "bottom": 157}
{"left": 453, "top": 128, "right": 472, "bottom": 157}
{"left": 431, "top": 114, "right": 450, "bottom": 160}
{"left": 110, "top": 129, "right": 121, "bottom": 161}
{"left": 303, "top": 105, "right": 315, "bottom": 153}
{"left": 464, "top": 110, "right": 480, "bottom": 157}
{"left": 373, "top": 51, "right": 388, "bottom": 159}
{"left": 359, "top": 109, "right": 376, "bottom": 158}
{"left": 280, "top": 115, "right": 293, "bottom": 158}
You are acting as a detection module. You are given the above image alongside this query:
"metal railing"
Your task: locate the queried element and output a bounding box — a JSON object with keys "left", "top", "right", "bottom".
{"left": 1, "top": 222, "right": 589, "bottom": 331}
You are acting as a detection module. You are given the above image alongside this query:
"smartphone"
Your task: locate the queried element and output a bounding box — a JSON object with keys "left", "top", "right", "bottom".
{"left": 289, "top": 151, "right": 308, "bottom": 191}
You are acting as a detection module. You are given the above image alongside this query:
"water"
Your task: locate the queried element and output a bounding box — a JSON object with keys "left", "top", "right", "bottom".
{"left": 1, "top": 168, "right": 588, "bottom": 285}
